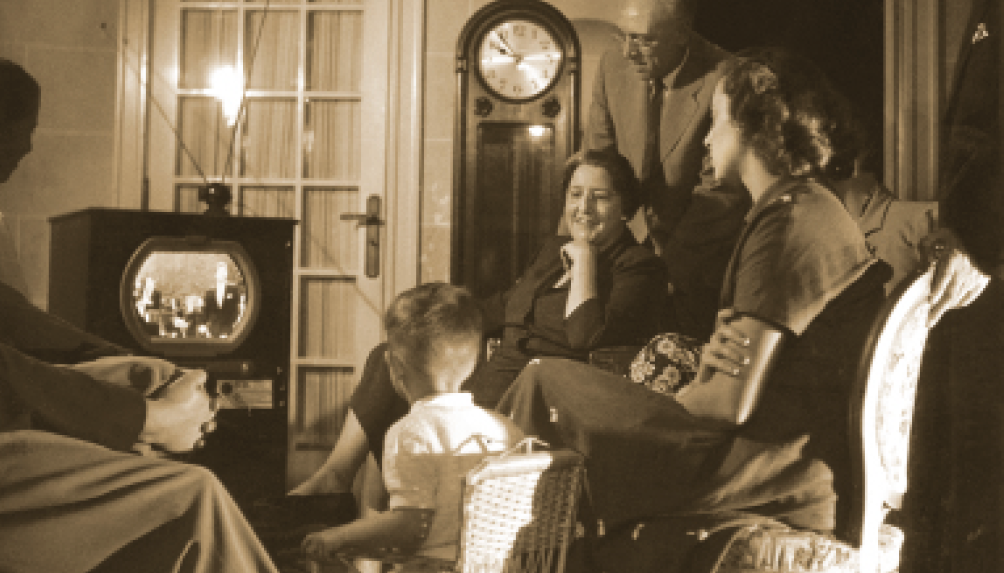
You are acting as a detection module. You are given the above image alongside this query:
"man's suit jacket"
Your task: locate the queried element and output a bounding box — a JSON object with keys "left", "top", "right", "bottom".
{"left": 939, "top": 0, "right": 1001, "bottom": 277}
{"left": 585, "top": 32, "right": 751, "bottom": 338}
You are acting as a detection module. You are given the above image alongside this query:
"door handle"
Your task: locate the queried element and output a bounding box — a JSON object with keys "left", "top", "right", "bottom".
{"left": 340, "top": 195, "right": 383, "bottom": 278}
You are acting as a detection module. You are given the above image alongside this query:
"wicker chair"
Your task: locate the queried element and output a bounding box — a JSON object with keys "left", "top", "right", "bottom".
{"left": 453, "top": 440, "right": 585, "bottom": 573}
{"left": 712, "top": 267, "right": 937, "bottom": 573}
{"left": 315, "top": 439, "right": 585, "bottom": 573}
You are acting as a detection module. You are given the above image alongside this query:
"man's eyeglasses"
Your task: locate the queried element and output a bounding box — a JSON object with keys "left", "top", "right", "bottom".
{"left": 614, "top": 32, "right": 661, "bottom": 55}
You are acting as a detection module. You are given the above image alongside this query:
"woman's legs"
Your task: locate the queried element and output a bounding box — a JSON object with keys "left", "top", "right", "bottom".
{"left": 289, "top": 343, "right": 409, "bottom": 494}
{"left": 497, "top": 358, "right": 731, "bottom": 529}
{"left": 288, "top": 408, "right": 370, "bottom": 494}
{"left": 0, "top": 431, "right": 278, "bottom": 573}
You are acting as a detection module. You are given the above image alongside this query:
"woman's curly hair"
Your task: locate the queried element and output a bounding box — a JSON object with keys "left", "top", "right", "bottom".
{"left": 719, "top": 47, "right": 864, "bottom": 182}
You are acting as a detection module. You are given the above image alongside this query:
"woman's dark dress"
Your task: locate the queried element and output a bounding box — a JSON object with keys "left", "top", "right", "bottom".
{"left": 351, "top": 228, "right": 668, "bottom": 461}
{"left": 497, "top": 178, "right": 890, "bottom": 572}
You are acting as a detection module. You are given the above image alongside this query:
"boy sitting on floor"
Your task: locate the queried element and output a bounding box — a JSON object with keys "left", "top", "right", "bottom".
{"left": 302, "top": 282, "right": 523, "bottom": 567}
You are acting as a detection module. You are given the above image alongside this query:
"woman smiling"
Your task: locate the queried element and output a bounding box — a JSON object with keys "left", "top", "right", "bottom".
{"left": 291, "top": 148, "right": 667, "bottom": 496}
{"left": 497, "top": 48, "right": 892, "bottom": 573}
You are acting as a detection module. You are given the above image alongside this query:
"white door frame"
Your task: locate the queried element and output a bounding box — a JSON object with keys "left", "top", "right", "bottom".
{"left": 884, "top": 0, "right": 942, "bottom": 201}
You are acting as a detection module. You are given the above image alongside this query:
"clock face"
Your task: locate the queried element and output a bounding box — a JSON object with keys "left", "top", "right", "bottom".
{"left": 476, "top": 18, "right": 563, "bottom": 101}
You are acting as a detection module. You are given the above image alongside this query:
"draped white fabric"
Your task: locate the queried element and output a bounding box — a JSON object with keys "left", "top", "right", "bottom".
{"left": 304, "top": 100, "right": 361, "bottom": 180}
{"left": 178, "top": 97, "right": 230, "bottom": 178}
{"left": 308, "top": 10, "right": 363, "bottom": 91}
{"left": 245, "top": 11, "right": 298, "bottom": 91}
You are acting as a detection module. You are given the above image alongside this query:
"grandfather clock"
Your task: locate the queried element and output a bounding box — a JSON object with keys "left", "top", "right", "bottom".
{"left": 453, "top": 0, "right": 580, "bottom": 297}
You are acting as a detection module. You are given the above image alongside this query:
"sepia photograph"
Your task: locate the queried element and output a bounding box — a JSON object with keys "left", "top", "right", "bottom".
{"left": 0, "top": 0, "right": 1000, "bottom": 571}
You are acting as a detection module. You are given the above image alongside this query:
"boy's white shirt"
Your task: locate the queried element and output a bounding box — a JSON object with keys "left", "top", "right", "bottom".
{"left": 381, "top": 392, "right": 524, "bottom": 561}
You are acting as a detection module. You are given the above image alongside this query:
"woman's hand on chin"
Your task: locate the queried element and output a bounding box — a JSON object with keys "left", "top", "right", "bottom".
{"left": 560, "top": 236, "right": 597, "bottom": 266}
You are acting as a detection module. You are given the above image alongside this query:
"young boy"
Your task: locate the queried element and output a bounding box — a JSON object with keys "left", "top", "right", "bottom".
{"left": 302, "top": 282, "right": 523, "bottom": 566}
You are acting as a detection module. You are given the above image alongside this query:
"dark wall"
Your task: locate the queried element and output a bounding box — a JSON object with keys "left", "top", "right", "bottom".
{"left": 694, "top": 0, "right": 885, "bottom": 174}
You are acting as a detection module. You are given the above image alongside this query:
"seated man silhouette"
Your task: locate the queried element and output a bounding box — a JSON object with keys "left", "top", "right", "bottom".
{"left": 0, "top": 57, "right": 280, "bottom": 573}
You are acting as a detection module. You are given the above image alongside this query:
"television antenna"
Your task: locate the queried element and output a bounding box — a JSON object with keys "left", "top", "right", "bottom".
{"left": 137, "top": 0, "right": 272, "bottom": 216}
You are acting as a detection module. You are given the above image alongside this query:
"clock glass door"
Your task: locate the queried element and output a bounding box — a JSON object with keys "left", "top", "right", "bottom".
{"left": 466, "top": 124, "right": 558, "bottom": 298}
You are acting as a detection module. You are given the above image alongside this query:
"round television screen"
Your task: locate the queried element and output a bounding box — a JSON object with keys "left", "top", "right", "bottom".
{"left": 120, "top": 237, "right": 260, "bottom": 356}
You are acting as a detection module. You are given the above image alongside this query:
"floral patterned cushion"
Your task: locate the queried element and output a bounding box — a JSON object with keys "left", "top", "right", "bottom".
{"left": 628, "top": 333, "right": 703, "bottom": 397}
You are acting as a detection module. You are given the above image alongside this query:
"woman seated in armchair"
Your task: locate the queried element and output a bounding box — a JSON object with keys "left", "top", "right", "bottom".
{"left": 292, "top": 148, "right": 669, "bottom": 496}
{"left": 497, "top": 47, "right": 893, "bottom": 573}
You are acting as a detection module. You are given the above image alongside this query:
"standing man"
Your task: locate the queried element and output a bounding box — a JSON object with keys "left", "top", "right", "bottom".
{"left": 204, "top": 261, "right": 242, "bottom": 338}
{"left": 585, "top": 0, "right": 749, "bottom": 338}
{"left": 933, "top": 0, "right": 999, "bottom": 288}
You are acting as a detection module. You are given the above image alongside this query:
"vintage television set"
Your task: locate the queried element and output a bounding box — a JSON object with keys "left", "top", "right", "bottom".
{"left": 48, "top": 206, "right": 297, "bottom": 507}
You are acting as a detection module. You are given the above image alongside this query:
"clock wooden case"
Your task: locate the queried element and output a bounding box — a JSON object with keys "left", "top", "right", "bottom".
{"left": 454, "top": 0, "right": 581, "bottom": 298}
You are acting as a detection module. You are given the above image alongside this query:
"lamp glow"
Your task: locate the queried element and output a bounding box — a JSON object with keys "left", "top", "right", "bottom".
{"left": 528, "top": 125, "right": 546, "bottom": 137}
{"left": 210, "top": 66, "right": 244, "bottom": 127}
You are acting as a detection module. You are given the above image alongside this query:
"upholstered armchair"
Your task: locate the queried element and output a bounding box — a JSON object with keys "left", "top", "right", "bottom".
{"left": 703, "top": 267, "right": 937, "bottom": 573}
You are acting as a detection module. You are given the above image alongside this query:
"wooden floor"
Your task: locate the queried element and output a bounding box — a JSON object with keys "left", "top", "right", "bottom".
{"left": 241, "top": 492, "right": 359, "bottom": 573}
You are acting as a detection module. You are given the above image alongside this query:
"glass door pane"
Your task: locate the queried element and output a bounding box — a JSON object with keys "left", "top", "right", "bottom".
{"left": 240, "top": 99, "right": 297, "bottom": 178}
{"left": 177, "top": 97, "right": 230, "bottom": 178}
{"left": 301, "top": 187, "right": 359, "bottom": 270}
{"left": 240, "top": 186, "right": 296, "bottom": 217}
{"left": 245, "top": 10, "right": 300, "bottom": 91}
{"left": 307, "top": 10, "right": 363, "bottom": 91}
{"left": 303, "top": 100, "right": 360, "bottom": 179}
{"left": 181, "top": 10, "right": 238, "bottom": 90}
{"left": 298, "top": 277, "right": 357, "bottom": 359}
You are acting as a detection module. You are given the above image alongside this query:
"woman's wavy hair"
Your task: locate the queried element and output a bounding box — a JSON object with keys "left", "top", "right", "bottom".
{"left": 0, "top": 59, "right": 41, "bottom": 128}
{"left": 719, "top": 47, "right": 864, "bottom": 182}
{"left": 561, "top": 148, "right": 643, "bottom": 218}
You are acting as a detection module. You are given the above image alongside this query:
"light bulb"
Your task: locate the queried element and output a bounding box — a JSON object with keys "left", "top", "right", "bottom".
{"left": 210, "top": 65, "right": 244, "bottom": 127}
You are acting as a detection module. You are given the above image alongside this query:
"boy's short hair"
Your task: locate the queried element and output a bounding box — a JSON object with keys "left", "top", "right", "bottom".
{"left": 384, "top": 282, "right": 483, "bottom": 387}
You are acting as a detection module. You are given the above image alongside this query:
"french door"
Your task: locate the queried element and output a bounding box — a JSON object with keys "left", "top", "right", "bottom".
{"left": 147, "top": 0, "right": 392, "bottom": 488}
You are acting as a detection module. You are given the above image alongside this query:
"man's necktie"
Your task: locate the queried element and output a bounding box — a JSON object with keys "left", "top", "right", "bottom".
{"left": 641, "top": 78, "right": 665, "bottom": 190}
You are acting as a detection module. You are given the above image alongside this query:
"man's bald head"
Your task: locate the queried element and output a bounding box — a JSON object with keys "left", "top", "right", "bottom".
{"left": 615, "top": 0, "right": 693, "bottom": 79}
{"left": 616, "top": 0, "right": 694, "bottom": 39}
